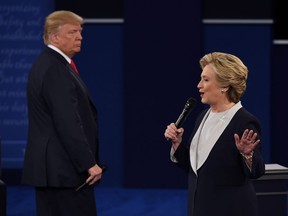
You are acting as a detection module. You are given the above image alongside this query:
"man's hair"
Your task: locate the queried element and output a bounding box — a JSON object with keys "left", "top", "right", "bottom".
{"left": 43, "top": 10, "right": 83, "bottom": 45}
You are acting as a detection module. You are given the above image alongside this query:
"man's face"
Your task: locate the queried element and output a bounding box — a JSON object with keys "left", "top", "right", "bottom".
{"left": 54, "top": 23, "right": 83, "bottom": 58}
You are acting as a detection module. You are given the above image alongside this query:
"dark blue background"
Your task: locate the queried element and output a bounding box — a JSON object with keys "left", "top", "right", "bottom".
{"left": 0, "top": 0, "right": 287, "bottom": 188}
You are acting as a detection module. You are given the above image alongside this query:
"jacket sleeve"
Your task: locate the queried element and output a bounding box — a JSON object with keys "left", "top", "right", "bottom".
{"left": 42, "top": 63, "right": 96, "bottom": 173}
{"left": 237, "top": 110, "right": 265, "bottom": 179}
{"left": 173, "top": 109, "right": 208, "bottom": 173}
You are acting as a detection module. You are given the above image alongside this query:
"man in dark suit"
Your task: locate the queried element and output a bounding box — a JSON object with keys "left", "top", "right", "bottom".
{"left": 22, "top": 10, "right": 104, "bottom": 216}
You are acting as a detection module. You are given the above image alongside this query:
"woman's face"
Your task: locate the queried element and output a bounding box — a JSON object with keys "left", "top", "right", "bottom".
{"left": 197, "top": 64, "right": 225, "bottom": 107}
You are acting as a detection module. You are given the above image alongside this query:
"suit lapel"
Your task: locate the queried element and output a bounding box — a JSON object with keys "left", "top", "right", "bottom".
{"left": 45, "top": 47, "right": 97, "bottom": 110}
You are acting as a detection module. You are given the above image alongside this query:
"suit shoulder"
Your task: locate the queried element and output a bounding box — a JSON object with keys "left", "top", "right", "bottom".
{"left": 233, "top": 107, "right": 262, "bottom": 132}
{"left": 235, "top": 107, "right": 260, "bottom": 122}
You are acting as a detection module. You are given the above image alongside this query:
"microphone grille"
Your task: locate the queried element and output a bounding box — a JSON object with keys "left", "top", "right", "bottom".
{"left": 185, "top": 97, "right": 197, "bottom": 110}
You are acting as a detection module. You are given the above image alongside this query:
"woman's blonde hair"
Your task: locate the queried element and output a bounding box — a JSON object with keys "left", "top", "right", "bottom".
{"left": 199, "top": 52, "right": 248, "bottom": 103}
{"left": 43, "top": 10, "right": 83, "bottom": 45}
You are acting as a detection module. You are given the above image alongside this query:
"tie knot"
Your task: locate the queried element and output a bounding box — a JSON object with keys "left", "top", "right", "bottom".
{"left": 70, "top": 59, "right": 78, "bottom": 73}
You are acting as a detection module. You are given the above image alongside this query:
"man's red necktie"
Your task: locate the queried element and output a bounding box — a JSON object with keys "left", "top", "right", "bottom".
{"left": 70, "top": 59, "right": 78, "bottom": 73}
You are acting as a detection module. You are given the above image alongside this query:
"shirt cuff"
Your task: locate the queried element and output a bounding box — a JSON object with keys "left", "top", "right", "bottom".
{"left": 170, "top": 147, "right": 178, "bottom": 163}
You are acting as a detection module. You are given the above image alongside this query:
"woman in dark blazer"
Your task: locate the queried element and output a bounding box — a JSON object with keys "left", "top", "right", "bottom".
{"left": 21, "top": 11, "right": 104, "bottom": 216}
{"left": 164, "top": 52, "right": 265, "bottom": 216}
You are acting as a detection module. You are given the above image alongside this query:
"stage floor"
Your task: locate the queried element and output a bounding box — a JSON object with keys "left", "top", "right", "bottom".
{"left": 6, "top": 186, "right": 187, "bottom": 216}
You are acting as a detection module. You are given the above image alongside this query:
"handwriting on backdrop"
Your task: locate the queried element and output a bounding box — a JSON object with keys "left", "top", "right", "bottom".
{"left": 0, "top": 4, "right": 42, "bottom": 127}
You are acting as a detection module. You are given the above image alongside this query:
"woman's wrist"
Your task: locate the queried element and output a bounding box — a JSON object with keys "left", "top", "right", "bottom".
{"left": 240, "top": 151, "right": 254, "bottom": 160}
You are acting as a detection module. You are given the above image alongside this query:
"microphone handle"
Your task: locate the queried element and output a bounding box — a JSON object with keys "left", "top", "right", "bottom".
{"left": 166, "top": 110, "right": 186, "bottom": 141}
{"left": 175, "top": 109, "right": 189, "bottom": 128}
{"left": 166, "top": 97, "right": 196, "bottom": 142}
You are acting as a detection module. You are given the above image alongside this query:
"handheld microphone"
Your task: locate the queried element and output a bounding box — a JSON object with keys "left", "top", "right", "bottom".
{"left": 167, "top": 97, "right": 197, "bottom": 141}
{"left": 75, "top": 164, "right": 108, "bottom": 191}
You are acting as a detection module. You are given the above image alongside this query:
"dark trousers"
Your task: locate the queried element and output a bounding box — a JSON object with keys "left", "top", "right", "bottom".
{"left": 0, "top": 180, "right": 6, "bottom": 216}
{"left": 35, "top": 187, "right": 97, "bottom": 216}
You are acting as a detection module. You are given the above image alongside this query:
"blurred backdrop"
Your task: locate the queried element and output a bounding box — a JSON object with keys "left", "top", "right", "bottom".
{"left": 0, "top": 0, "right": 287, "bottom": 189}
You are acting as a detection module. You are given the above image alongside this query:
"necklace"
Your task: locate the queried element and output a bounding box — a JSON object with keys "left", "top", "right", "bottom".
{"left": 211, "top": 102, "right": 235, "bottom": 123}
{"left": 209, "top": 109, "right": 230, "bottom": 124}
{"left": 219, "top": 109, "right": 230, "bottom": 123}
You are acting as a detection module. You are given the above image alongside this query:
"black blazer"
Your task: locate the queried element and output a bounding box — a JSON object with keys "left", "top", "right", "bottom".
{"left": 174, "top": 107, "right": 265, "bottom": 216}
{"left": 22, "top": 47, "right": 99, "bottom": 187}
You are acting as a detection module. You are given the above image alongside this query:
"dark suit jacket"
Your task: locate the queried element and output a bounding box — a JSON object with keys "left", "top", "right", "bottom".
{"left": 174, "top": 107, "right": 265, "bottom": 216}
{"left": 22, "top": 47, "right": 99, "bottom": 187}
